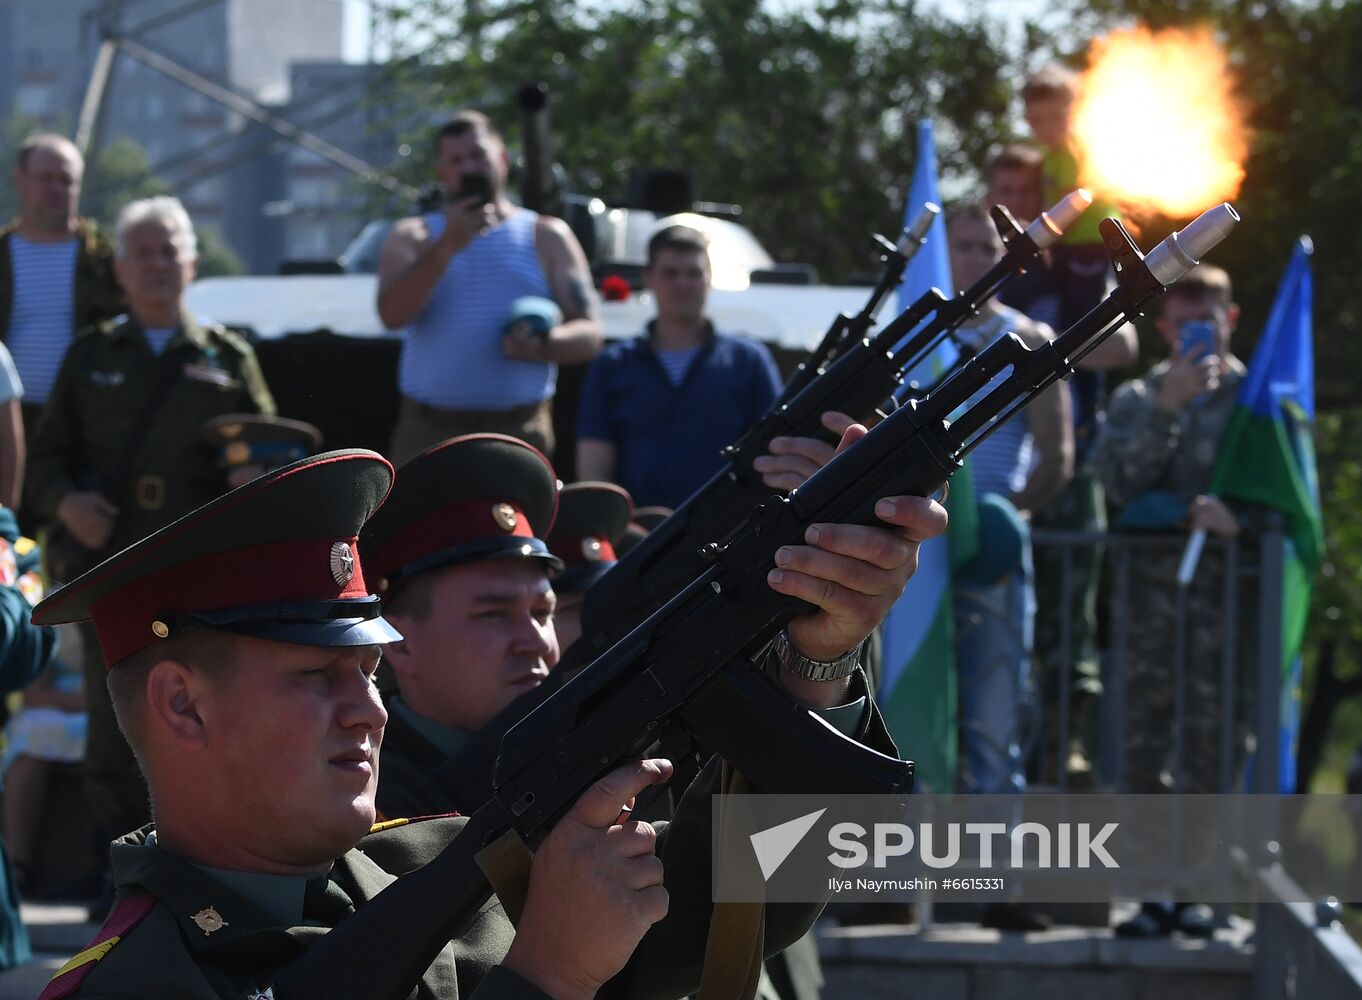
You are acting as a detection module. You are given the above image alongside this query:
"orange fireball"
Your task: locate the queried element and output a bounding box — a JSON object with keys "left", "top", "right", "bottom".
{"left": 1072, "top": 26, "right": 1247, "bottom": 219}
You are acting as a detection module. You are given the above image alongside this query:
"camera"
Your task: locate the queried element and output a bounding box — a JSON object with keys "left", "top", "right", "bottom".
{"left": 451, "top": 172, "right": 491, "bottom": 206}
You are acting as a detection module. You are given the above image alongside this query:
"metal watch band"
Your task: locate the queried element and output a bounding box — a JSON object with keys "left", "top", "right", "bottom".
{"left": 771, "top": 627, "right": 863, "bottom": 682}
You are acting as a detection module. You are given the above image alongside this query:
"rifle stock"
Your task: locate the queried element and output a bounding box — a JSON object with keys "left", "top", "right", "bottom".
{"left": 264, "top": 204, "right": 1238, "bottom": 1000}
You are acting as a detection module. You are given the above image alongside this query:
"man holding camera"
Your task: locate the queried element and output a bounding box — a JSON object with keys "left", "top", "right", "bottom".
{"left": 377, "top": 111, "right": 602, "bottom": 463}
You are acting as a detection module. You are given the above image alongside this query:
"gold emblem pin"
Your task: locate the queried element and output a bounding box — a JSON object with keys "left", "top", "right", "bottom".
{"left": 329, "top": 542, "right": 355, "bottom": 587}
{"left": 225, "top": 440, "right": 252, "bottom": 466}
{"left": 581, "top": 537, "right": 604, "bottom": 562}
{"left": 151, "top": 620, "right": 170, "bottom": 639}
{"left": 191, "top": 907, "right": 228, "bottom": 935}
{"left": 492, "top": 503, "right": 518, "bottom": 532}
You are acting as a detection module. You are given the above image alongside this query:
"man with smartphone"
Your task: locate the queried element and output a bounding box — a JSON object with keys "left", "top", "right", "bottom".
{"left": 376, "top": 111, "right": 603, "bottom": 464}
{"left": 1092, "top": 264, "right": 1251, "bottom": 938}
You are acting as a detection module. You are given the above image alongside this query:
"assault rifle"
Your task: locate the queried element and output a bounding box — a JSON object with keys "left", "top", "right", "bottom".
{"left": 266, "top": 204, "right": 1239, "bottom": 1000}
{"left": 578, "top": 189, "right": 1092, "bottom": 656}
{"left": 777, "top": 201, "right": 940, "bottom": 407}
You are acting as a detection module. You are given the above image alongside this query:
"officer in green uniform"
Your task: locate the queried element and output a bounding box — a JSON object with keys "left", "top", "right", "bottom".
{"left": 25, "top": 195, "right": 275, "bottom": 846}
{"left": 33, "top": 447, "right": 944, "bottom": 999}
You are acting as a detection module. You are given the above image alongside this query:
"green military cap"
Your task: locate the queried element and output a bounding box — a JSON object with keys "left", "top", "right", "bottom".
{"left": 361, "top": 434, "right": 563, "bottom": 593}
{"left": 202, "top": 413, "right": 324, "bottom": 474}
{"left": 546, "top": 482, "right": 633, "bottom": 594}
{"left": 31, "top": 450, "right": 402, "bottom": 667}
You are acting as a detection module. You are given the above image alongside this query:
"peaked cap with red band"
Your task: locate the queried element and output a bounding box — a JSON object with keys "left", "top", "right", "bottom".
{"left": 31, "top": 450, "right": 402, "bottom": 666}
{"left": 361, "top": 434, "right": 563, "bottom": 592}
{"left": 546, "top": 482, "right": 633, "bottom": 594}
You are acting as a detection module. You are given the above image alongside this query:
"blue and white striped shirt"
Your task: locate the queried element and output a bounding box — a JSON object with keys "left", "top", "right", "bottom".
{"left": 958, "top": 308, "right": 1035, "bottom": 501}
{"left": 399, "top": 210, "right": 555, "bottom": 409}
{"left": 7, "top": 235, "right": 79, "bottom": 405}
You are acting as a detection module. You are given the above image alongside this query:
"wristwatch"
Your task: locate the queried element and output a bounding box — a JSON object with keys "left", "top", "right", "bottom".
{"left": 770, "top": 627, "right": 863, "bottom": 682}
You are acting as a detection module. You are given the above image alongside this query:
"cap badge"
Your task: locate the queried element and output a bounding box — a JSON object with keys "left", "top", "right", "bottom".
{"left": 329, "top": 542, "right": 355, "bottom": 587}
{"left": 247, "top": 989, "right": 275, "bottom": 1000}
{"left": 151, "top": 620, "right": 170, "bottom": 639}
{"left": 581, "top": 537, "right": 604, "bottom": 562}
{"left": 191, "top": 907, "right": 228, "bottom": 936}
{"left": 493, "top": 503, "right": 518, "bottom": 532}
{"left": 225, "top": 440, "right": 252, "bottom": 466}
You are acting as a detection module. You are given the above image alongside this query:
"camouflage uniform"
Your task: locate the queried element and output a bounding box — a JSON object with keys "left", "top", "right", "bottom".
{"left": 26, "top": 314, "right": 275, "bottom": 839}
{"left": 1093, "top": 356, "right": 1255, "bottom": 794}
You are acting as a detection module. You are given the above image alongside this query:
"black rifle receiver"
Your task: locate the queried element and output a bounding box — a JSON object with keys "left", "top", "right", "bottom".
{"left": 266, "top": 204, "right": 1239, "bottom": 1000}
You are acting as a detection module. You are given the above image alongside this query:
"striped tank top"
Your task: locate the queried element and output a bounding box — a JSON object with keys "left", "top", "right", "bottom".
{"left": 399, "top": 209, "right": 555, "bottom": 409}
{"left": 7, "top": 234, "right": 79, "bottom": 405}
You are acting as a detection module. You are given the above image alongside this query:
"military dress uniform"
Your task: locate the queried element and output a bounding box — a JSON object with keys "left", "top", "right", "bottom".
{"left": 31, "top": 449, "right": 852, "bottom": 1000}
{"left": 363, "top": 434, "right": 565, "bottom": 821}
{"left": 26, "top": 313, "right": 275, "bottom": 841}
{"left": 370, "top": 449, "right": 840, "bottom": 1000}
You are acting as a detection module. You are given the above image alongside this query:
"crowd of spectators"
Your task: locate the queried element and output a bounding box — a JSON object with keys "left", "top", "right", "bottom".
{"left": 0, "top": 66, "right": 1286, "bottom": 979}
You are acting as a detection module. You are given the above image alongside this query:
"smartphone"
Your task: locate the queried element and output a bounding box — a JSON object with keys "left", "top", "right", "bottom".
{"left": 1178, "top": 320, "right": 1217, "bottom": 360}
{"left": 451, "top": 172, "right": 491, "bottom": 206}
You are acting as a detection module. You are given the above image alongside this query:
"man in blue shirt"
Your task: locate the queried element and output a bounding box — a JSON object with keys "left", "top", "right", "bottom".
{"left": 575, "top": 225, "right": 782, "bottom": 508}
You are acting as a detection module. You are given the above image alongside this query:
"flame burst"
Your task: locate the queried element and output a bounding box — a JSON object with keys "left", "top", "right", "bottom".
{"left": 1072, "top": 26, "right": 1246, "bottom": 218}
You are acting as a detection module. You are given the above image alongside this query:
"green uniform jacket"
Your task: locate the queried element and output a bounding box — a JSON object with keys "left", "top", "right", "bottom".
{"left": 25, "top": 314, "right": 276, "bottom": 554}
{"left": 0, "top": 219, "right": 124, "bottom": 343}
{"left": 58, "top": 749, "right": 849, "bottom": 1000}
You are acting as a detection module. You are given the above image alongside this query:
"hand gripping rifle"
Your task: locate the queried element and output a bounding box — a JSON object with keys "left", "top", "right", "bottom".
{"left": 265, "top": 204, "right": 1239, "bottom": 1000}
{"left": 776, "top": 201, "right": 941, "bottom": 407}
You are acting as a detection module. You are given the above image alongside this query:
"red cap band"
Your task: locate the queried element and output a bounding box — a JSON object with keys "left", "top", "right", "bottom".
{"left": 367, "top": 497, "right": 534, "bottom": 582}
{"left": 91, "top": 537, "right": 368, "bottom": 666}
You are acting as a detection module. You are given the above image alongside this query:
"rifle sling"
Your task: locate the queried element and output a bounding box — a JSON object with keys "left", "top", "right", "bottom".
{"left": 698, "top": 763, "right": 765, "bottom": 1000}
{"left": 475, "top": 829, "right": 533, "bottom": 927}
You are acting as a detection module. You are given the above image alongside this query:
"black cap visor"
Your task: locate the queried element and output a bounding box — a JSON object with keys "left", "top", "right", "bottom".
{"left": 182, "top": 595, "right": 403, "bottom": 648}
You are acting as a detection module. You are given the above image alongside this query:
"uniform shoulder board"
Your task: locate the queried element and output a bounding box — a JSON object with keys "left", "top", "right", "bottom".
{"left": 208, "top": 324, "right": 255, "bottom": 356}
{"left": 368, "top": 812, "right": 460, "bottom": 836}
{"left": 39, "top": 894, "right": 157, "bottom": 999}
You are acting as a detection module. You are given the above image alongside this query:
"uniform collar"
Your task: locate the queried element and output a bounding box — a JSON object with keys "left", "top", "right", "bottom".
{"left": 111, "top": 312, "right": 209, "bottom": 350}
{"left": 389, "top": 694, "right": 474, "bottom": 759}
{"left": 110, "top": 826, "right": 400, "bottom": 955}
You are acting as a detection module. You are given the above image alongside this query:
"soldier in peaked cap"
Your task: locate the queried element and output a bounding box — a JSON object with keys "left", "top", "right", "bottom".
{"left": 361, "top": 434, "right": 566, "bottom": 819}
{"left": 201, "top": 413, "right": 323, "bottom": 489}
{"left": 545, "top": 481, "right": 633, "bottom": 650}
{"left": 31, "top": 449, "right": 791, "bottom": 1000}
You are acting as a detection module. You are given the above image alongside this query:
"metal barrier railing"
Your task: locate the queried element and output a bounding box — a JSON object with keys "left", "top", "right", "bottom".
{"left": 1027, "top": 525, "right": 1362, "bottom": 998}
